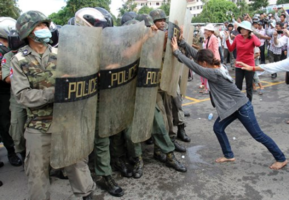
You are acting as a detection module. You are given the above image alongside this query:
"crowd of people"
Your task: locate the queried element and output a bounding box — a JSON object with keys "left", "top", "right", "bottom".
{"left": 0, "top": 5, "right": 288, "bottom": 200}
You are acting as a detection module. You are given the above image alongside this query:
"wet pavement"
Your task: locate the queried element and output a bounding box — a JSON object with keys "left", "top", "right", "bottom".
{"left": 1, "top": 71, "right": 289, "bottom": 200}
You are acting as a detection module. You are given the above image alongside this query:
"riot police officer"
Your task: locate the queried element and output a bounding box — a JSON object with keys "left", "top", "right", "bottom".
{"left": 150, "top": 9, "right": 191, "bottom": 148}
{"left": 11, "top": 11, "right": 95, "bottom": 200}
{"left": 75, "top": 7, "right": 124, "bottom": 197}
{"left": 0, "top": 17, "right": 22, "bottom": 167}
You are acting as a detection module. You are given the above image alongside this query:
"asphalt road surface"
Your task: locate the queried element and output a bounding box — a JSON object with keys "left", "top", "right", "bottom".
{"left": 1, "top": 70, "right": 289, "bottom": 200}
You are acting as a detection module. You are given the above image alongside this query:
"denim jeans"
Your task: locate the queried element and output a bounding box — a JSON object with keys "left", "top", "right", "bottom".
{"left": 213, "top": 101, "right": 286, "bottom": 162}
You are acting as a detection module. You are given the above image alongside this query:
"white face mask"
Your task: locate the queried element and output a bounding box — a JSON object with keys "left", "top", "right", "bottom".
{"left": 31, "top": 29, "right": 52, "bottom": 43}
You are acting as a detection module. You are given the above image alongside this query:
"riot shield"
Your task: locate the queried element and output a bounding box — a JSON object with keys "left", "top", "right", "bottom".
{"left": 180, "top": 11, "right": 194, "bottom": 96}
{"left": 128, "top": 30, "right": 165, "bottom": 143}
{"left": 98, "top": 22, "right": 147, "bottom": 137}
{"left": 49, "top": 25, "right": 101, "bottom": 169}
{"left": 160, "top": 0, "right": 188, "bottom": 97}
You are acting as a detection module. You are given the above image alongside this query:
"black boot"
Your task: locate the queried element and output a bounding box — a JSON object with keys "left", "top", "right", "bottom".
{"left": 154, "top": 148, "right": 166, "bottom": 162}
{"left": 83, "top": 192, "right": 93, "bottom": 200}
{"left": 103, "top": 175, "right": 124, "bottom": 197}
{"left": 112, "top": 157, "right": 132, "bottom": 178}
{"left": 0, "top": 161, "right": 3, "bottom": 168}
{"left": 130, "top": 156, "right": 143, "bottom": 179}
{"left": 184, "top": 111, "right": 190, "bottom": 117}
{"left": 271, "top": 73, "right": 277, "bottom": 79}
{"left": 166, "top": 152, "right": 187, "bottom": 172}
{"left": 0, "top": 180, "right": 2, "bottom": 187}
{"left": 177, "top": 124, "right": 191, "bottom": 143}
{"left": 145, "top": 137, "right": 153, "bottom": 145}
{"left": 172, "top": 138, "right": 186, "bottom": 152}
{"left": 8, "top": 153, "right": 22, "bottom": 166}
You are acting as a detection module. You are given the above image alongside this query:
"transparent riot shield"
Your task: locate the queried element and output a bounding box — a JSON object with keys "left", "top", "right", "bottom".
{"left": 128, "top": 30, "right": 165, "bottom": 143}
{"left": 160, "top": 0, "right": 188, "bottom": 97}
{"left": 180, "top": 10, "right": 194, "bottom": 96}
{"left": 98, "top": 22, "right": 147, "bottom": 137}
{"left": 50, "top": 25, "right": 101, "bottom": 169}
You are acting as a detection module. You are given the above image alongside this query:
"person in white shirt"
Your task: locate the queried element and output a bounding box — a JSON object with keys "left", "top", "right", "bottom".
{"left": 222, "top": 23, "right": 234, "bottom": 69}
{"left": 253, "top": 47, "right": 264, "bottom": 95}
{"left": 274, "top": 7, "right": 288, "bottom": 28}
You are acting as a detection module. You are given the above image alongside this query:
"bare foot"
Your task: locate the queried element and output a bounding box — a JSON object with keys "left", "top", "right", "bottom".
{"left": 286, "top": 120, "right": 289, "bottom": 124}
{"left": 215, "top": 157, "right": 236, "bottom": 163}
{"left": 269, "top": 160, "right": 288, "bottom": 170}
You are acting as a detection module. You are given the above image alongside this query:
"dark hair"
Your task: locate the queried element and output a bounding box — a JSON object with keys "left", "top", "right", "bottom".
{"left": 276, "top": 22, "right": 284, "bottom": 28}
{"left": 281, "top": 13, "right": 286, "bottom": 18}
{"left": 196, "top": 49, "right": 221, "bottom": 66}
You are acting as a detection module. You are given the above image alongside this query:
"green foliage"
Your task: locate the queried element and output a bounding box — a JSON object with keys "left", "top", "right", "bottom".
{"left": 138, "top": 5, "right": 153, "bottom": 14}
{"left": 159, "top": 0, "right": 170, "bottom": 16}
{"left": 49, "top": 0, "right": 111, "bottom": 25}
{"left": 0, "top": 0, "right": 21, "bottom": 19}
{"left": 277, "top": 0, "right": 289, "bottom": 5}
{"left": 118, "top": 0, "right": 137, "bottom": 16}
{"left": 191, "top": 0, "right": 239, "bottom": 23}
{"left": 115, "top": 0, "right": 137, "bottom": 26}
{"left": 249, "top": 0, "right": 269, "bottom": 11}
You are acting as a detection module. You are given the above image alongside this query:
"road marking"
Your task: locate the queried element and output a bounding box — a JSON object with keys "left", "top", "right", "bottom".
{"left": 183, "top": 80, "right": 285, "bottom": 107}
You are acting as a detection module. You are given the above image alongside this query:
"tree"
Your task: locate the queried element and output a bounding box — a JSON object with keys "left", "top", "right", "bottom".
{"left": 118, "top": 0, "right": 137, "bottom": 16}
{"left": 138, "top": 5, "right": 153, "bottom": 14}
{"left": 0, "top": 0, "right": 21, "bottom": 19}
{"left": 159, "top": 0, "right": 171, "bottom": 16}
{"left": 277, "top": 0, "right": 289, "bottom": 4}
{"left": 250, "top": 0, "right": 269, "bottom": 11}
{"left": 192, "top": 0, "right": 239, "bottom": 23}
{"left": 116, "top": 0, "right": 137, "bottom": 25}
{"left": 49, "top": 0, "right": 111, "bottom": 25}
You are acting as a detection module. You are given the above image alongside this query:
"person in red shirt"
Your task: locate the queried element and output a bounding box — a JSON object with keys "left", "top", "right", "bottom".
{"left": 226, "top": 21, "right": 261, "bottom": 101}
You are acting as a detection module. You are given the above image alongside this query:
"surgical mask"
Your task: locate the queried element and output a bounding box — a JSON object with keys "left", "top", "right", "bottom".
{"left": 31, "top": 29, "right": 52, "bottom": 43}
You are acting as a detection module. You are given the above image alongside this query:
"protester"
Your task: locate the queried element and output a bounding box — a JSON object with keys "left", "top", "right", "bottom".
{"left": 171, "top": 38, "right": 288, "bottom": 170}
{"left": 201, "top": 23, "right": 220, "bottom": 94}
{"left": 225, "top": 21, "right": 261, "bottom": 101}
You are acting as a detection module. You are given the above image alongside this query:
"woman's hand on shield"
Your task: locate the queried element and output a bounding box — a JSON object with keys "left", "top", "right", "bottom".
{"left": 171, "top": 37, "right": 179, "bottom": 52}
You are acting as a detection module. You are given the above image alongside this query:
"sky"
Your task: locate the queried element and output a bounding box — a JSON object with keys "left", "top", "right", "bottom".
{"left": 17, "top": 0, "right": 124, "bottom": 17}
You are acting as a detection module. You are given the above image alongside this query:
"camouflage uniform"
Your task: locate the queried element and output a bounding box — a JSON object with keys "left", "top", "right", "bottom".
{"left": 0, "top": 44, "right": 16, "bottom": 156}
{"left": 11, "top": 11, "right": 95, "bottom": 199}
{"left": 1, "top": 51, "right": 26, "bottom": 154}
{"left": 150, "top": 10, "right": 187, "bottom": 145}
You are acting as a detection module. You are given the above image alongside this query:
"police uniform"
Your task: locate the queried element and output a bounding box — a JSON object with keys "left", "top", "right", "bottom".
{"left": 11, "top": 44, "right": 95, "bottom": 200}
{"left": 0, "top": 43, "right": 22, "bottom": 166}
{"left": 1, "top": 51, "right": 26, "bottom": 155}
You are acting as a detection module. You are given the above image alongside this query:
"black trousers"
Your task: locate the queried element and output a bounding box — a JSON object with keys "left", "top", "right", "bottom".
{"left": 259, "top": 44, "right": 265, "bottom": 64}
{"left": 0, "top": 94, "right": 14, "bottom": 154}
{"left": 235, "top": 68, "right": 255, "bottom": 102}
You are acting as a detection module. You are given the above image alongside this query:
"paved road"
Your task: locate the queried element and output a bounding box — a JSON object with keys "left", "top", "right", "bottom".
{"left": 1, "top": 71, "right": 289, "bottom": 200}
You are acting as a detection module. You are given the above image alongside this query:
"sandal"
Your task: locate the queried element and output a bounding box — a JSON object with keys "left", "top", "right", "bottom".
{"left": 258, "top": 89, "right": 264, "bottom": 95}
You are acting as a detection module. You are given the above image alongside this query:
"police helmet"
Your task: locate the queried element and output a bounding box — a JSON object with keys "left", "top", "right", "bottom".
{"left": 135, "top": 14, "right": 154, "bottom": 27}
{"left": 0, "top": 17, "right": 16, "bottom": 39}
{"left": 123, "top": 19, "right": 139, "bottom": 26}
{"left": 75, "top": 7, "right": 111, "bottom": 28}
{"left": 150, "top": 9, "right": 166, "bottom": 22}
{"left": 67, "top": 17, "right": 75, "bottom": 25}
{"left": 121, "top": 11, "right": 137, "bottom": 25}
{"left": 95, "top": 7, "right": 114, "bottom": 27}
{"left": 16, "top": 11, "right": 51, "bottom": 40}
{"left": 49, "top": 22, "right": 60, "bottom": 47}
